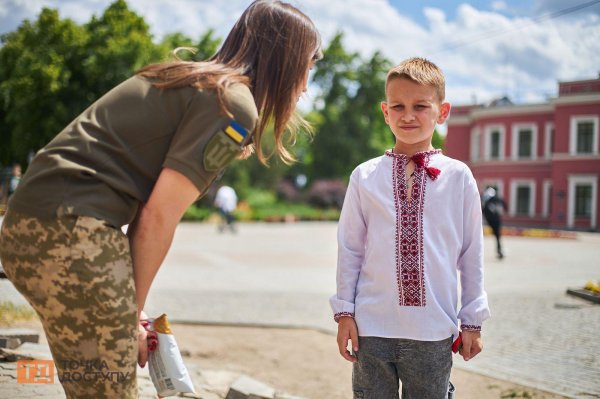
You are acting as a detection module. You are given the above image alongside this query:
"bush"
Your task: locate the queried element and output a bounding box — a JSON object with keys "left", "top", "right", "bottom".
{"left": 276, "top": 179, "right": 301, "bottom": 202}
{"left": 183, "top": 188, "right": 341, "bottom": 223}
{"left": 245, "top": 188, "right": 277, "bottom": 208}
{"left": 306, "top": 179, "right": 347, "bottom": 208}
{"left": 182, "top": 205, "right": 213, "bottom": 221}
{"left": 249, "top": 202, "right": 339, "bottom": 222}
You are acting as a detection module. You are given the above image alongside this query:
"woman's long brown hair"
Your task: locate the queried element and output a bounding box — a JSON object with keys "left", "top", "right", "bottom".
{"left": 137, "top": 0, "right": 322, "bottom": 164}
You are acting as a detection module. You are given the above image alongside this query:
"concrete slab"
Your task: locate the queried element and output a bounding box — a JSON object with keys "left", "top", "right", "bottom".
{"left": 0, "top": 329, "right": 39, "bottom": 344}
{"left": 0, "top": 337, "right": 21, "bottom": 349}
{"left": 226, "top": 375, "right": 276, "bottom": 399}
{"left": 0, "top": 342, "right": 52, "bottom": 361}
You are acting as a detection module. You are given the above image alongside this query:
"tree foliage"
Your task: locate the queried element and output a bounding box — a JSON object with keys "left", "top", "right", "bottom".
{"left": 309, "top": 33, "right": 394, "bottom": 180}
{"left": 155, "top": 29, "right": 221, "bottom": 62}
{"left": 0, "top": 1, "right": 224, "bottom": 167}
{"left": 0, "top": 2, "right": 445, "bottom": 196}
{"left": 83, "top": 0, "right": 155, "bottom": 99}
{"left": 0, "top": 8, "right": 87, "bottom": 164}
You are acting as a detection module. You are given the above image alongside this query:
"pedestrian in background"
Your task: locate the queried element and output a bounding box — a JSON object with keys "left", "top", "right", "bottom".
{"left": 7, "top": 163, "right": 21, "bottom": 198}
{"left": 214, "top": 185, "right": 238, "bottom": 233}
{"left": 482, "top": 187, "right": 507, "bottom": 259}
{"left": 0, "top": 1, "right": 322, "bottom": 397}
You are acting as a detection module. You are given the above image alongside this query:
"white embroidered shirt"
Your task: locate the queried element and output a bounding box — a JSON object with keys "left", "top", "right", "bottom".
{"left": 330, "top": 150, "right": 490, "bottom": 340}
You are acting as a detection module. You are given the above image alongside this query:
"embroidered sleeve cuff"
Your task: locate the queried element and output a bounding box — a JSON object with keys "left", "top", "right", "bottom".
{"left": 334, "top": 312, "right": 355, "bottom": 323}
{"left": 329, "top": 296, "right": 355, "bottom": 315}
{"left": 461, "top": 324, "right": 482, "bottom": 331}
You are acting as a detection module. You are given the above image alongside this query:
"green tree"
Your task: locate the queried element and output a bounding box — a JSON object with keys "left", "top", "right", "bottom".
{"left": 309, "top": 33, "right": 393, "bottom": 180}
{"left": 155, "top": 32, "right": 195, "bottom": 61}
{"left": 309, "top": 32, "right": 358, "bottom": 179}
{"left": 154, "top": 29, "right": 222, "bottom": 62}
{"left": 193, "top": 29, "right": 221, "bottom": 61}
{"left": 432, "top": 129, "right": 445, "bottom": 149}
{"left": 0, "top": 0, "right": 169, "bottom": 166}
{"left": 0, "top": 8, "right": 88, "bottom": 165}
{"left": 83, "top": 0, "right": 155, "bottom": 100}
{"left": 345, "top": 51, "right": 393, "bottom": 161}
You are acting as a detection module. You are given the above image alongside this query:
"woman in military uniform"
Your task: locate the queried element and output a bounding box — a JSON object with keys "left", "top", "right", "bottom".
{"left": 0, "top": 1, "right": 322, "bottom": 397}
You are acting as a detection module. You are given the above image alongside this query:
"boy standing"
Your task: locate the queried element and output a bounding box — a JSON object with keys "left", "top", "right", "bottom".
{"left": 330, "top": 57, "right": 490, "bottom": 399}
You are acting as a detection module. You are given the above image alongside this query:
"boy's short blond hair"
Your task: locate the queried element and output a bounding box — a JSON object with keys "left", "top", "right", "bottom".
{"left": 386, "top": 57, "right": 445, "bottom": 102}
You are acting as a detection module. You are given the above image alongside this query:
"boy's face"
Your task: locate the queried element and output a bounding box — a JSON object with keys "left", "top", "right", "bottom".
{"left": 381, "top": 77, "right": 450, "bottom": 149}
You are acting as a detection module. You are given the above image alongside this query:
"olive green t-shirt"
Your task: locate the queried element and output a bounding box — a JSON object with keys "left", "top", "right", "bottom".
{"left": 8, "top": 76, "right": 258, "bottom": 227}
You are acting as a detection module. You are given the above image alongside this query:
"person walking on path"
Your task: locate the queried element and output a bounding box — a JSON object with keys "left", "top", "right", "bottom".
{"left": 482, "top": 187, "right": 507, "bottom": 259}
{"left": 7, "top": 163, "right": 21, "bottom": 198}
{"left": 0, "top": 2, "right": 322, "bottom": 397}
{"left": 331, "top": 57, "right": 490, "bottom": 399}
{"left": 214, "top": 185, "right": 238, "bottom": 233}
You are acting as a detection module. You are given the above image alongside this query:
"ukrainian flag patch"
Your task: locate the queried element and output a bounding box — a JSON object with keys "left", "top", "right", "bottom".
{"left": 223, "top": 120, "right": 248, "bottom": 145}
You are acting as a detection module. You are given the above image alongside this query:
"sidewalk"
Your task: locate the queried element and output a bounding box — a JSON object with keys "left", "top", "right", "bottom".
{"left": 148, "top": 222, "right": 600, "bottom": 398}
{"left": 0, "top": 320, "right": 571, "bottom": 399}
{"left": 1, "top": 221, "right": 599, "bottom": 398}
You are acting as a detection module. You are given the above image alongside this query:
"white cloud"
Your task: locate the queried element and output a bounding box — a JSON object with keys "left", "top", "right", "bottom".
{"left": 57, "top": 0, "right": 106, "bottom": 24}
{"left": 125, "top": 0, "right": 249, "bottom": 41}
{"left": 1, "top": 0, "right": 598, "bottom": 107}
{"left": 447, "top": 4, "right": 600, "bottom": 103}
{"left": 297, "top": 0, "right": 426, "bottom": 58}
{"left": 12, "top": 0, "right": 49, "bottom": 13}
{"left": 423, "top": 7, "right": 446, "bottom": 25}
{"left": 491, "top": 1, "right": 508, "bottom": 12}
{"left": 335, "top": 2, "right": 600, "bottom": 105}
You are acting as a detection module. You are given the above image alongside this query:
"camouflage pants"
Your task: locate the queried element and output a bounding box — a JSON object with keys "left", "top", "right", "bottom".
{"left": 0, "top": 209, "right": 138, "bottom": 398}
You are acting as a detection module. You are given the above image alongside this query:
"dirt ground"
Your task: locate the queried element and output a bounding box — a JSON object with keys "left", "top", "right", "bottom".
{"left": 6, "top": 319, "right": 567, "bottom": 399}
{"left": 173, "top": 323, "right": 567, "bottom": 399}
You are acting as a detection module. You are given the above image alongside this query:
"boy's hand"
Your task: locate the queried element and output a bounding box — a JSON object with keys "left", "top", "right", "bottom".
{"left": 459, "top": 330, "right": 482, "bottom": 361}
{"left": 337, "top": 317, "right": 359, "bottom": 363}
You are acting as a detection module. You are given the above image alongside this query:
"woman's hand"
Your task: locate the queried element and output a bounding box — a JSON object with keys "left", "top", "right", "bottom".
{"left": 137, "top": 322, "right": 149, "bottom": 368}
{"left": 137, "top": 311, "right": 158, "bottom": 368}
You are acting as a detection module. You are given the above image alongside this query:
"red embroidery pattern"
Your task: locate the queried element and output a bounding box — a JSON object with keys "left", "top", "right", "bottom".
{"left": 411, "top": 152, "right": 442, "bottom": 180}
{"left": 461, "top": 324, "right": 482, "bottom": 331}
{"left": 387, "top": 149, "right": 441, "bottom": 307}
{"left": 334, "top": 312, "right": 355, "bottom": 322}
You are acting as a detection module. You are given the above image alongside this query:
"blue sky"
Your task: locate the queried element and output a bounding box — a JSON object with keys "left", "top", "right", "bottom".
{"left": 1, "top": 0, "right": 599, "bottom": 108}
{"left": 389, "top": 0, "right": 521, "bottom": 25}
{"left": 390, "top": 0, "right": 599, "bottom": 25}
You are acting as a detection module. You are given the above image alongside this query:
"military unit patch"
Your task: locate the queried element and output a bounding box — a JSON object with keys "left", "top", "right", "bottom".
{"left": 203, "top": 120, "right": 249, "bottom": 172}
{"left": 223, "top": 120, "right": 248, "bottom": 145}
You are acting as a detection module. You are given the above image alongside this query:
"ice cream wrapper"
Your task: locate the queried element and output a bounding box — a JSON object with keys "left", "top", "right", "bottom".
{"left": 147, "top": 314, "right": 195, "bottom": 397}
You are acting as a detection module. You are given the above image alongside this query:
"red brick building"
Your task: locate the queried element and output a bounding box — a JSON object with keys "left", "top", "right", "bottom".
{"left": 445, "top": 76, "right": 600, "bottom": 231}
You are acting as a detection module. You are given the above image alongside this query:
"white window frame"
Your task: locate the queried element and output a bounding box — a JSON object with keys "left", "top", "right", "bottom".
{"left": 568, "top": 175, "right": 597, "bottom": 229}
{"left": 569, "top": 115, "right": 599, "bottom": 156}
{"left": 510, "top": 179, "right": 536, "bottom": 217}
{"left": 511, "top": 123, "right": 538, "bottom": 160}
{"left": 544, "top": 122, "right": 554, "bottom": 160}
{"left": 542, "top": 180, "right": 552, "bottom": 218}
{"left": 470, "top": 127, "right": 481, "bottom": 162}
{"left": 484, "top": 124, "right": 505, "bottom": 161}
